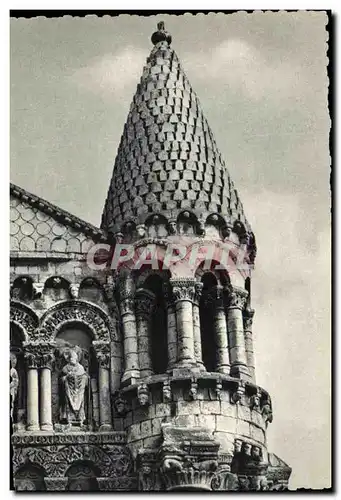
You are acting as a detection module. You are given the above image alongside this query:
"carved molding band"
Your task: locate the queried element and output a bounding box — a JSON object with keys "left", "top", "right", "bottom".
{"left": 12, "top": 443, "right": 133, "bottom": 479}
{"left": 12, "top": 431, "right": 127, "bottom": 446}
{"left": 39, "top": 301, "right": 114, "bottom": 342}
{"left": 10, "top": 301, "right": 39, "bottom": 341}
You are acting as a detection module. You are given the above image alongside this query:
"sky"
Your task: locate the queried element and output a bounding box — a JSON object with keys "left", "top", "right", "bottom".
{"left": 10, "top": 12, "right": 331, "bottom": 489}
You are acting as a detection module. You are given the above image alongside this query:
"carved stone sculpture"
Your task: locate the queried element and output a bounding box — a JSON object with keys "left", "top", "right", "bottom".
{"left": 60, "top": 347, "right": 88, "bottom": 425}
{"left": 137, "top": 384, "right": 150, "bottom": 406}
{"left": 10, "top": 353, "right": 19, "bottom": 421}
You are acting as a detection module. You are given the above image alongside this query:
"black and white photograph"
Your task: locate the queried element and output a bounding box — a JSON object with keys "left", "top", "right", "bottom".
{"left": 9, "top": 10, "right": 331, "bottom": 492}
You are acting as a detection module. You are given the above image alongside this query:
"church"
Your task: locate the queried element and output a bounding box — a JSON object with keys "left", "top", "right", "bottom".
{"left": 10, "top": 22, "right": 291, "bottom": 491}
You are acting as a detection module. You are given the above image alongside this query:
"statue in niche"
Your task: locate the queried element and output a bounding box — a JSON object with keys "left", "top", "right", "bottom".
{"left": 59, "top": 346, "right": 88, "bottom": 426}
{"left": 10, "top": 353, "right": 19, "bottom": 422}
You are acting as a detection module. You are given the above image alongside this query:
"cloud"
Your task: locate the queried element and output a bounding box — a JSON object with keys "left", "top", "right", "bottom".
{"left": 183, "top": 38, "right": 311, "bottom": 102}
{"left": 68, "top": 46, "right": 145, "bottom": 96}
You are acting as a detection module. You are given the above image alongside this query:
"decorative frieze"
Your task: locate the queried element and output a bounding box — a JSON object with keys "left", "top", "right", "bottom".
{"left": 13, "top": 443, "right": 133, "bottom": 479}
{"left": 12, "top": 431, "right": 127, "bottom": 446}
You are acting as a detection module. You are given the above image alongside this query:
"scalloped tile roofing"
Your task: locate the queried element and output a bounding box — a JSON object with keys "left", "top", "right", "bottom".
{"left": 101, "top": 24, "right": 250, "bottom": 234}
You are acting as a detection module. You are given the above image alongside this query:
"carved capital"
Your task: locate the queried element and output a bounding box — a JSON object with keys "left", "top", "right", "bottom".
{"left": 160, "top": 457, "right": 218, "bottom": 491}
{"left": 14, "top": 479, "right": 37, "bottom": 491}
{"left": 193, "top": 282, "right": 203, "bottom": 306}
{"left": 93, "top": 341, "right": 111, "bottom": 368}
{"left": 44, "top": 477, "right": 68, "bottom": 491}
{"left": 159, "top": 424, "right": 220, "bottom": 491}
{"left": 227, "top": 287, "right": 248, "bottom": 310}
{"left": 170, "top": 278, "right": 196, "bottom": 303}
{"left": 135, "top": 289, "right": 155, "bottom": 318}
{"left": 120, "top": 297, "right": 135, "bottom": 315}
{"left": 23, "top": 341, "right": 56, "bottom": 369}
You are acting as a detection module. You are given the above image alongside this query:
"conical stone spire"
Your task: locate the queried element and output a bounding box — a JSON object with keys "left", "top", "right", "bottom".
{"left": 101, "top": 23, "right": 251, "bottom": 238}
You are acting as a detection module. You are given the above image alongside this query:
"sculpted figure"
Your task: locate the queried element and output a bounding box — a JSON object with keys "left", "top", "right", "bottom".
{"left": 10, "top": 353, "right": 19, "bottom": 421}
{"left": 60, "top": 347, "right": 88, "bottom": 425}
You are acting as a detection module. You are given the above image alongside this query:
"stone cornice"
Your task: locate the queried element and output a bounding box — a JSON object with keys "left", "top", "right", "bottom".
{"left": 11, "top": 431, "right": 127, "bottom": 446}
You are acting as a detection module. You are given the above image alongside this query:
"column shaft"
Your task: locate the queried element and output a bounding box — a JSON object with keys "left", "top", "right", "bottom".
{"left": 244, "top": 310, "right": 256, "bottom": 383}
{"left": 175, "top": 300, "right": 195, "bottom": 364}
{"left": 214, "top": 308, "right": 230, "bottom": 374}
{"left": 227, "top": 288, "right": 250, "bottom": 380}
{"left": 98, "top": 366, "right": 112, "bottom": 430}
{"left": 192, "top": 302, "right": 204, "bottom": 369}
{"left": 27, "top": 368, "right": 39, "bottom": 431}
{"left": 121, "top": 304, "right": 140, "bottom": 383}
{"left": 40, "top": 367, "right": 53, "bottom": 431}
{"left": 166, "top": 304, "right": 177, "bottom": 370}
{"left": 137, "top": 315, "right": 153, "bottom": 377}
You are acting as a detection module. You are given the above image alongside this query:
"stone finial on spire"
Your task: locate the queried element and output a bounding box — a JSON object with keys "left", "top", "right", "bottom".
{"left": 151, "top": 21, "right": 172, "bottom": 46}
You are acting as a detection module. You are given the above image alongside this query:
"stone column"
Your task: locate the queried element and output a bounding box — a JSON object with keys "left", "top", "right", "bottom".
{"left": 39, "top": 346, "right": 55, "bottom": 432}
{"left": 119, "top": 277, "right": 140, "bottom": 384}
{"left": 94, "top": 341, "right": 112, "bottom": 430}
{"left": 243, "top": 309, "right": 256, "bottom": 383}
{"left": 163, "top": 282, "right": 177, "bottom": 371}
{"left": 211, "top": 285, "right": 230, "bottom": 374}
{"left": 135, "top": 290, "right": 155, "bottom": 378}
{"left": 192, "top": 282, "right": 205, "bottom": 370}
{"left": 170, "top": 278, "right": 196, "bottom": 367}
{"left": 226, "top": 287, "right": 250, "bottom": 380}
{"left": 24, "top": 344, "right": 40, "bottom": 431}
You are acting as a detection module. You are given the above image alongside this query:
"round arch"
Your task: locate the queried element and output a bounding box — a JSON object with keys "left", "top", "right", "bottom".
{"left": 39, "top": 300, "right": 115, "bottom": 342}
{"left": 10, "top": 301, "right": 39, "bottom": 341}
